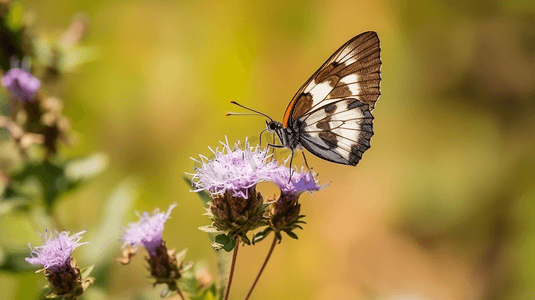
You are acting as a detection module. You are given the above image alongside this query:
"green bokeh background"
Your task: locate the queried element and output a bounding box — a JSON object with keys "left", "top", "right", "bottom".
{"left": 1, "top": 0, "right": 535, "bottom": 299}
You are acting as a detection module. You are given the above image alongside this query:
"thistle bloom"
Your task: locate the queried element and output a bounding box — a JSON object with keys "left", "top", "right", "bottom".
{"left": 270, "top": 166, "right": 322, "bottom": 196}
{"left": 26, "top": 230, "right": 93, "bottom": 298}
{"left": 192, "top": 137, "right": 279, "bottom": 198}
{"left": 26, "top": 230, "right": 87, "bottom": 271}
{"left": 120, "top": 203, "right": 184, "bottom": 296}
{"left": 2, "top": 68, "right": 41, "bottom": 102}
{"left": 121, "top": 203, "right": 177, "bottom": 257}
{"left": 268, "top": 167, "right": 322, "bottom": 231}
{"left": 191, "top": 138, "right": 279, "bottom": 245}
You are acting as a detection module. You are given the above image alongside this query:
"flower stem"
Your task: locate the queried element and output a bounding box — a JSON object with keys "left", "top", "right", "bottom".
{"left": 243, "top": 235, "right": 278, "bottom": 300}
{"left": 176, "top": 287, "right": 185, "bottom": 300}
{"left": 223, "top": 237, "right": 240, "bottom": 300}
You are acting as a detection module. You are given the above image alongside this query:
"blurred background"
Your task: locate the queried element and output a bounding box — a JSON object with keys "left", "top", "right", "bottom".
{"left": 1, "top": 0, "right": 535, "bottom": 299}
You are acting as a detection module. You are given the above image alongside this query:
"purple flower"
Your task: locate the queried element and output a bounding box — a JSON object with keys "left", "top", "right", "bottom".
{"left": 121, "top": 203, "right": 177, "bottom": 257}
{"left": 270, "top": 166, "right": 322, "bottom": 196}
{"left": 26, "top": 230, "right": 87, "bottom": 271}
{"left": 191, "top": 137, "right": 280, "bottom": 198}
{"left": 268, "top": 166, "right": 323, "bottom": 232}
{"left": 2, "top": 68, "right": 40, "bottom": 102}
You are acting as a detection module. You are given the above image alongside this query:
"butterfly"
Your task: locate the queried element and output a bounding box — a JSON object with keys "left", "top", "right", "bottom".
{"left": 229, "top": 31, "right": 381, "bottom": 168}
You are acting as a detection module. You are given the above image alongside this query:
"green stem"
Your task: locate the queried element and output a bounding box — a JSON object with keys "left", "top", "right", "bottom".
{"left": 243, "top": 235, "right": 278, "bottom": 300}
{"left": 223, "top": 237, "right": 240, "bottom": 300}
{"left": 176, "top": 287, "right": 185, "bottom": 300}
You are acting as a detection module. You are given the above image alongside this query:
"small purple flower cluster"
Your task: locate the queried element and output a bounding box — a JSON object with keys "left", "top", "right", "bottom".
{"left": 26, "top": 230, "right": 92, "bottom": 298}
{"left": 2, "top": 67, "right": 40, "bottom": 102}
{"left": 121, "top": 203, "right": 177, "bottom": 257}
{"left": 192, "top": 137, "right": 321, "bottom": 199}
{"left": 26, "top": 230, "right": 87, "bottom": 271}
{"left": 192, "top": 137, "right": 323, "bottom": 246}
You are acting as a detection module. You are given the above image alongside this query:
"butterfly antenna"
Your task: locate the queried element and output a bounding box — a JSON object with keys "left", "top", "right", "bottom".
{"left": 225, "top": 112, "right": 266, "bottom": 117}
{"left": 228, "top": 100, "right": 274, "bottom": 122}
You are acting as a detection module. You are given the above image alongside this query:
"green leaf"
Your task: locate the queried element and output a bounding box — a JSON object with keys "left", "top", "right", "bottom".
{"left": 214, "top": 234, "right": 230, "bottom": 246}
{"left": 6, "top": 4, "right": 23, "bottom": 31}
{"left": 201, "top": 290, "right": 217, "bottom": 300}
{"left": 80, "top": 177, "right": 138, "bottom": 263}
{"left": 44, "top": 291, "right": 59, "bottom": 299}
{"left": 213, "top": 243, "right": 231, "bottom": 299}
{"left": 60, "top": 46, "right": 98, "bottom": 72}
{"left": 275, "top": 231, "right": 282, "bottom": 242}
{"left": 80, "top": 265, "right": 94, "bottom": 279}
{"left": 283, "top": 230, "right": 299, "bottom": 240}
{"left": 182, "top": 261, "right": 194, "bottom": 273}
{"left": 198, "top": 225, "right": 220, "bottom": 233}
{"left": 176, "top": 248, "right": 188, "bottom": 262}
{"left": 12, "top": 162, "right": 64, "bottom": 209}
{"left": 210, "top": 241, "right": 224, "bottom": 251}
{"left": 215, "top": 234, "right": 236, "bottom": 252}
{"left": 252, "top": 228, "right": 272, "bottom": 244}
{"left": 240, "top": 234, "right": 251, "bottom": 245}
{"left": 0, "top": 252, "right": 39, "bottom": 273}
{"left": 64, "top": 153, "right": 108, "bottom": 182}
{"left": 189, "top": 284, "right": 218, "bottom": 300}
{"left": 183, "top": 176, "right": 211, "bottom": 207}
{"left": 260, "top": 201, "right": 274, "bottom": 210}
{"left": 11, "top": 155, "right": 107, "bottom": 210}
{"left": 0, "top": 197, "right": 30, "bottom": 216}
{"left": 160, "top": 288, "right": 172, "bottom": 298}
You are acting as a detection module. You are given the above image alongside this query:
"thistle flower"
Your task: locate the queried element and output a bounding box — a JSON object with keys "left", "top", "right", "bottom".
{"left": 192, "top": 137, "right": 279, "bottom": 198}
{"left": 26, "top": 230, "right": 94, "bottom": 299}
{"left": 270, "top": 168, "right": 321, "bottom": 229}
{"left": 121, "top": 203, "right": 177, "bottom": 257}
{"left": 2, "top": 68, "right": 40, "bottom": 102}
{"left": 191, "top": 138, "right": 275, "bottom": 246}
{"left": 253, "top": 166, "right": 323, "bottom": 243}
{"left": 26, "top": 230, "right": 87, "bottom": 269}
{"left": 120, "top": 203, "right": 186, "bottom": 296}
{"left": 270, "top": 166, "right": 321, "bottom": 197}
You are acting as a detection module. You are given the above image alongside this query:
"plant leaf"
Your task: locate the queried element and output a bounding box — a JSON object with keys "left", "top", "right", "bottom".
{"left": 80, "top": 265, "right": 94, "bottom": 279}
{"left": 184, "top": 176, "right": 211, "bottom": 207}
{"left": 198, "top": 225, "right": 220, "bottom": 233}
{"left": 64, "top": 153, "right": 108, "bottom": 182}
{"left": 284, "top": 230, "right": 299, "bottom": 240}
{"left": 240, "top": 234, "right": 251, "bottom": 245}
{"left": 252, "top": 228, "right": 272, "bottom": 244}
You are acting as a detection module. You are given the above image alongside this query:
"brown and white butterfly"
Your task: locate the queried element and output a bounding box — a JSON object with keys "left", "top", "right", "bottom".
{"left": 229, "top": 31, "right": 381, "bottom": 167}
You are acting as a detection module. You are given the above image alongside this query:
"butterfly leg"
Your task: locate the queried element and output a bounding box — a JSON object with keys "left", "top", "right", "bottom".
{"left": 270, "top": 133, "right": 277, "bottom": 156}
{"left": 301, "top": 151, "right": 311, "bottom": 171}
{"left": 266, "top": 143, "right": 285, "bottom": 149}
{"left": 287, "top": 150, "right": 295, "bottom": 182}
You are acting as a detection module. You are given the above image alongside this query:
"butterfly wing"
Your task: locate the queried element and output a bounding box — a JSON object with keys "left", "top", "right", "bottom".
{"left": 299, "top": 98, "right": 374, "bottom": 165}
{"left": 283, "top": 31, "right": 381, "bottom": 166}
{"left": 282, "top": 31, "right": 381, "bottom": 128}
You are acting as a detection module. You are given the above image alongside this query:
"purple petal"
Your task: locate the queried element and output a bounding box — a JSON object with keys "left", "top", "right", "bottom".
{"left": 192, "top": 137, "right": 280, "bottom": 198}
{"left": 25, "top": 230, "right": 87, "bottom": 269}
{"left": 2, "top": 68, "right": 40, "bottom": 102}
{"left": 121, "top": 203, "right": 177, "bottom": 257}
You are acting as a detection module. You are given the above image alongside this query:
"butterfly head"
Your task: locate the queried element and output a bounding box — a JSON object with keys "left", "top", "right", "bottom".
{"left": 265, "top": 120, "right": 282, "bottom": 133}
